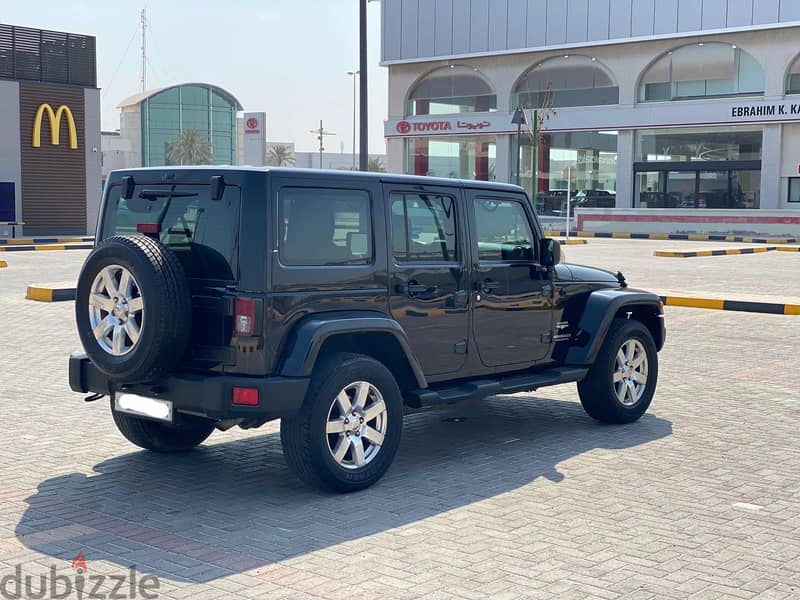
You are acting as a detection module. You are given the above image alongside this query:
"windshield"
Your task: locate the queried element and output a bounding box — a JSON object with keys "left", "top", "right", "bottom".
{"left": 101, "top": 182, "right": 240, "bottom": 281}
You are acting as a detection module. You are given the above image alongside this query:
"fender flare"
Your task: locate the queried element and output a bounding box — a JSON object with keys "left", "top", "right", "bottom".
{"left": 278, "top": 311, "right": 427, "bottom": 388}
{"left": 565, "top": 289, "right": 663, "bottom": 366}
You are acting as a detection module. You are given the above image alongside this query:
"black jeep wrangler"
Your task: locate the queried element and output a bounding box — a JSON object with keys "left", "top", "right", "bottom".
{"left": 70, "top": 167, "right": 665, "bottom": 493}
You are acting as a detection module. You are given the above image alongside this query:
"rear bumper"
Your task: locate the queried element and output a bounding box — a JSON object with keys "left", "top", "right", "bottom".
{"left": 69, "top": 353, "right": 309, "bottom": 421}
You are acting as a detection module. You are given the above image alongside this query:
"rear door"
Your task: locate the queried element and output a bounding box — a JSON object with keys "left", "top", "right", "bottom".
{"left": 100, "top": 177, "right": 242, "bottom": 372}
{"left": 384, "top": 184, "right": 469, "bottom": 377}
{"left": 466, "top": 191, "right": 553, "bottom": 367}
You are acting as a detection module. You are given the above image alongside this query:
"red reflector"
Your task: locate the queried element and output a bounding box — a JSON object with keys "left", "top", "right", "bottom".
{"left": 232, "top": 387, "right": 259, "bottom": 406}
{"left": 234, "top": 297, "right": 256, "bottom": 336}
{"left": 137, "top": 223, "right": 161, "bottom": 234}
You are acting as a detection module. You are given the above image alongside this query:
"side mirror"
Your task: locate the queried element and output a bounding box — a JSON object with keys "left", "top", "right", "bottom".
{"left": 540, "top": 238, "right": 562, "bottom": 267}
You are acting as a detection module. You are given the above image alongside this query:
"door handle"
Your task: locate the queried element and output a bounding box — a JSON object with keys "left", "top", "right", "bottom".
{"left": 405, "top": 282, "right": 438, "bottom": 296}
{"left": 481, "top": 279, "right": 500, "bottom": 293}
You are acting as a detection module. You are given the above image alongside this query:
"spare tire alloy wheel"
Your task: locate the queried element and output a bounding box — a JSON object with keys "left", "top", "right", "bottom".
{"left": 75, "top": 235, "right": 192, "bottom": 383}
{"left": 613, "top": 339, "right": 648, "bottom": 406}
{"left": 89, "top": 265, "right": 144, "bottom": 356}
{"left": 326, "top": 381, "right": 388, "bottom": 469}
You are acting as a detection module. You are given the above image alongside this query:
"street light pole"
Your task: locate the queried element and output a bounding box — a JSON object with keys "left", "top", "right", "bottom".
{"left": 348, "top": 70, "right": 359, "bottom": 170}
{"left": 359, "top": 0, "right": 368, "bottom": 171}
{"left": 511, "top": 108, "right": 526, "bottom": 187}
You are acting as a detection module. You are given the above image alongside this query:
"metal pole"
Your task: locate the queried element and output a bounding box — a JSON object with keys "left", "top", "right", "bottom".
{"left": 359, "top": 0, "right": 368, "bottom": 171}
{"left": 566, "top": 166, "right": 571, "bottom": 240}
{"left": 319, "top": 119, "right": 323, "bottom": 169}
{"left": 531, "top": 109, "right": 538, "bottom": 209}
{"left": 348, "top": 71, "right": 358, "bottom": 170}
{"left": 515, "top": 122, "right": 521, "bottom": 187}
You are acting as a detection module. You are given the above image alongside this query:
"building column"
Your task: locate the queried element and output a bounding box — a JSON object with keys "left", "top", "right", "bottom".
{"left": 615, "top": 130, "right": 635, "bottom": 208}
{"left": 760, "top": 124, "right": 782, "bottom": 209}
{"left": 495, "top": 135, "right": 511, "bottom": 184}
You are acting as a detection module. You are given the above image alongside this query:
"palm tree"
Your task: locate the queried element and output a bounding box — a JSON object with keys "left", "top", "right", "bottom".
{"left": 367, "top": 157, "right": 386, "bottom": 172}
{"left": 165, "top": 129, "right": 213, "bottom": 166}
{"left": 268, "top": 144, "right": 296, "bottom": 167}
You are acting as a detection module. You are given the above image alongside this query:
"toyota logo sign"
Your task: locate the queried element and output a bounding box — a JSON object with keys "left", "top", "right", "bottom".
{"left": 396, "top": 120, "right": 411, "bottom": 134}
{"left": 246, "top": 117, "right": 259, "bottom": 130}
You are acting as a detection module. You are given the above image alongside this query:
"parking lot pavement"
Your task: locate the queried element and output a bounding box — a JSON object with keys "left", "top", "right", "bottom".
{"left": 1, "top": 247, "right": 799, "bottom": 599}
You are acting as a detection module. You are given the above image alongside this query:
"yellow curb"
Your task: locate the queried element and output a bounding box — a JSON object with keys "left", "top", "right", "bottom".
{"left": 26, "top": 286, "right": 54, "bottom": 302}
{"left": 0, "top": 260, "right": 7, "bottom": 268}
{"left": 664, "top": 296, "right": 725, "bottom": 310}
{"left": 561, "top": 239, "right": 588, "bottom": 245}
{"left": 34, "top": 245, "right": 66, "bottom": 251}
{"left": 25, "top": 284, "right": 76, "bottom": 302}
{"left": 777, "top": 246, "right": 800, "bottom": 252}
{"left": 785, "top": 305, "right": 800, "bottom": 315}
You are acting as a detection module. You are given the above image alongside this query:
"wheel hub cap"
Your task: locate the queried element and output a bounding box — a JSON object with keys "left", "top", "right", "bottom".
{"left": 326, "top": 381, "right": 388, "bottom": 470}
{"left": 613, "top": 339, "right": 648, "bottom": 407}
{"left": 88, "top": 265, "right": 144, "bottom": 357}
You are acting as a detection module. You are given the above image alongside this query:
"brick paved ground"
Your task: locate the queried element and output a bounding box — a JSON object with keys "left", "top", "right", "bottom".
{"left": 0, "top": 243, "right": 798, "bottom": 599}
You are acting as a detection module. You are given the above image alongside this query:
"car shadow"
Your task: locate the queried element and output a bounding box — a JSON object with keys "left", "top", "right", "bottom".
{"left": 16, "top": 395, "right": 671, "bottom": 583}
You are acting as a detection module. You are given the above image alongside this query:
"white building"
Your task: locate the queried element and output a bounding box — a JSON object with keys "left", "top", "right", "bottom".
{"left": 381, "top": 0, "right": 800, "bottom": 234}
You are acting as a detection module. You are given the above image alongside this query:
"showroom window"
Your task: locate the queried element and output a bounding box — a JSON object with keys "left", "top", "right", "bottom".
{"left": 639, "top": 43, "right": 764, "bottom": 102}
{"left": 512, "top": 131, "right": 618, "bottom": 215}
{"left": 514, "top": 55, "right": 619, "bottom": 109}
{"left": 634, "top": 128, "right": 762, "bottom": 209}
{"left": 407, "top": 135, "right": 496, "bottom": 181}
{"left": 407, "top": 66, "right": 496, "bottom": 116}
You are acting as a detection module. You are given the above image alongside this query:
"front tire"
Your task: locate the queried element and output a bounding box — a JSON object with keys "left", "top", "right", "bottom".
{"left": 280, "top": 353, "right": 403, "bottom": 493}
{"left": 111, "top": 402, "right": 215, "bottom": 452}
{"left": 578, "top": 319, "right": 659, "bottom": 424}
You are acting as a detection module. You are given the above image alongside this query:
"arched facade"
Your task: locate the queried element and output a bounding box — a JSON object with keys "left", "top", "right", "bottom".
{"left": 638, "top": 43, "right": 764, "bottom": 102}
{"left": 513, "top": 55, "right": 619, "bottom": 109}
{"left": 386, "top": 27, "right": 800, "bottom": 215}
{"left": 406, "top": 66, "right": 496, "bottom": 116}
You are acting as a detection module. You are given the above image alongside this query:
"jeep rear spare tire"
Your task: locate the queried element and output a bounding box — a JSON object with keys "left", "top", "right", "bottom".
{"left": 75, "top": 235, "right": 192, "bottom": 383}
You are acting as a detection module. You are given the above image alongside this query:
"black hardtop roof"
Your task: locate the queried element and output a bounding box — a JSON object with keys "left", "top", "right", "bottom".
{"left": 110, "top": 166, "right": 525, "bottom": 194}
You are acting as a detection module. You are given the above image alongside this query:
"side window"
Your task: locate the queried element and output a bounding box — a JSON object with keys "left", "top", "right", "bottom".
{"left": 391, "top": 192, "right": 458, "bottom": 263}
{"left": 473, "top": 199, "right": 535, "bottom": 262}
{"left": 279, "top": 187, "right": 372, "bottom": 266}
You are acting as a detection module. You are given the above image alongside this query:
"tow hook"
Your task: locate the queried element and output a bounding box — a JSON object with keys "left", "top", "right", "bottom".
{"left": 84, "top": 393, "right": 105, "bottom": 403}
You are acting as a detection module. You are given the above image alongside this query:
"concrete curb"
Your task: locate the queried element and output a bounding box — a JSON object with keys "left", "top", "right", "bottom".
{"left": 0, "top": 243, "right": 93, "bottom": 252}
{"left": 776, "top": 246, "right": 800, "bottom": 252}
{"left": 26, "top": 284, "right": 77, "bottom": 302}
{"left": 556, "top": 239, "right": 589, "bottom": 245}
{"left": 545, "top": 231, "right": 800, "bottom": 244}
{"left": 655, "top": 247, "right": 777, "bottom": 258}
{"left": 659, "top": 295, "right": 800, "bottom": 316}
{"left": 0, "top": 236, "right": 93, "bottom": 246}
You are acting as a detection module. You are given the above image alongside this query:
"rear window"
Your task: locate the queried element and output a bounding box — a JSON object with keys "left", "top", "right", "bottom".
{"left": 102, "top": 183, "right": 240, "bottom": 281}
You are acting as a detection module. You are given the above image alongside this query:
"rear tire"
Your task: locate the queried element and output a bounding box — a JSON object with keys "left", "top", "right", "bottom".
{"left": 578, "top": 319, "right": 658, "bottom": 424}
{"left": 280, "top": 353, "right": 403, "bottom": 493}
{"left": 111, "top": 402, "right": 215, "bottom": 452}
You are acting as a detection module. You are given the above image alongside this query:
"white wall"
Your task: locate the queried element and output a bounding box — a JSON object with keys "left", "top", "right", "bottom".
{"left": 84, "top": 88, "right": 102, "bottom": 235}
{"left": 0, "top": 80, "right": 21, "bottom": 231}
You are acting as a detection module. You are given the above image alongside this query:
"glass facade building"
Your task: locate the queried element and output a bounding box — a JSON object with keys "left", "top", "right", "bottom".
{"left": 118, "top": 83, "right": 242, "bottom": 168}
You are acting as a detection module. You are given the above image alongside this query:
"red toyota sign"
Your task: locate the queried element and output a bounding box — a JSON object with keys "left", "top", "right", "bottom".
{"left": 246, "top": 117, "right": 258, "bottom": 130}
{"left": 396, "top": 120, "right": 411, "bottom": 134}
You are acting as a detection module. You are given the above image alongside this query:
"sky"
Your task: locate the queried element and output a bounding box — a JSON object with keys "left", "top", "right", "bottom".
{"left": 4, "top": 0, "right": 388, "bottom": 154}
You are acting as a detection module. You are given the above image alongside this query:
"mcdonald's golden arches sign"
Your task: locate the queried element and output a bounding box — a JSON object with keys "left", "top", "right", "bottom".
{"left": 32, "top": 103, "right": 78, "bottom": 149}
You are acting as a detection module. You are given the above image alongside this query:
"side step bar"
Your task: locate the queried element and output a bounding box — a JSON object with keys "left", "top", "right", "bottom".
{"left": 405, "top": 367, "right": 589, "bottom": 409}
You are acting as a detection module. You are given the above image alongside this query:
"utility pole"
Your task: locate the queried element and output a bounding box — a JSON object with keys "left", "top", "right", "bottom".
{"left": 359, "top": 0, "right": 368, "bottom": 171}
{"left": 140, "top": 8, "right": 147, "bottom": 92}
{"left": 348, "top": 70, "right": 359, "bottom": 170}
{"left": 309, "top": 120, "right": 336, "bottom": 169}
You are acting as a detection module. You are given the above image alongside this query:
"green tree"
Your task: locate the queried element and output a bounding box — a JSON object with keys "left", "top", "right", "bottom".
{"left": 268, "top": 144, "right": 296, "bottom": 167}
{"left": 367, "top": 157, "right": 386, "bottom": 172}
{"left": 165, "top": 129, "right": 213, "bottom": 166}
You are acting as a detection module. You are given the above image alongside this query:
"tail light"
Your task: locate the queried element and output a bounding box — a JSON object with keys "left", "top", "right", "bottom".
{"left": 232, "top": 387, "right": 259, "bottom": 406}
{"left": 234, "top": 297, "right": 255, "bottom": 336}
